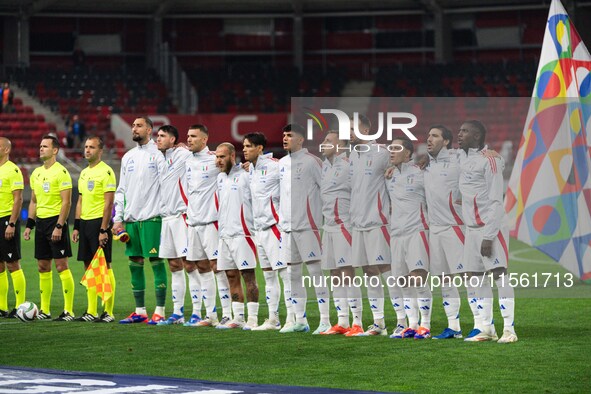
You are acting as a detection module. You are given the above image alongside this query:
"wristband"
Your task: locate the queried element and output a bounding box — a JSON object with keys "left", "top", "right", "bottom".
{"left": 26, "top": 218, "right": 36, "bottom": 229}
{"left": 74, "top": 219, "right": 81, "bottom": 231}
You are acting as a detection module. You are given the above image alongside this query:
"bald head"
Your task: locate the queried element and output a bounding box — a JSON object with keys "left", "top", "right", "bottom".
{"left": 0, "top": 137, "right": 11, "bottom": 149}
{"left": 0, "top": 137, "right": 11, "bottom": 161}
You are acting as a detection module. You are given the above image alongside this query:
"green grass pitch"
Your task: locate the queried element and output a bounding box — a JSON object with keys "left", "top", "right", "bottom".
{"left": 0, "top": 233, "right": 589, "bottom": 393}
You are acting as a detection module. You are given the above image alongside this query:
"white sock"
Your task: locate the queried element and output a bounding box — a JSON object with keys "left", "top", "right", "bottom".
{"left": 154, "top": 306, "right": 165, "bottom": 317}
{"left": 402, "top": 287, "right": 419, "bottom": 329}
{"left": 136, "top": 307, "right": 147, "bottom": 315}
{"left": 415, "top": 284, "right": 432, "bottom": 330}
{"left": 232, "top": 301, "right": 245, "bottom": 322}
{"left": 278, "top": 267, "right": 294, "bottom": 322}
{"left": 383, "top": 272, "right": 406, "bottom": 326}
{"left": 215, "top": 271, "right": 232, "bottom": 319}
{"left": 495, "top": 274, "right": 516, "bottom": 333}
{"left": 263, "top": 270, "right": 280, "bottom": 320}
{"left": 289, "top": 263, "right": 307, "bottom": 325}
{"left": 466, "top": 285, "right": 480, "bottom": 329}
{"left": 367, "top": 276, "right": 385, "bottom": 326}
{"left": 171, "top": 270, "right": 186, "bottom": 316}
{"left": 187, "top": 269, "right": 202, "bottom": 318}
{"left": 441, "top": 283, "right": 461, "bottom": 331}
{"left": 247, "top": 302, "right": 259, "bottom": 324}
{"left": 348, "top": 283, "right": 363, "bottom": 327}
{"left": 333, "top": 281, "right": 349, "bottom": 328}
{"left": 477, "top": 276, "right": 494, "bottom": 332}
{"left": 201, "top": 271, "right": 217, "bottom": 318}
{"left": 307, "top": 261, "right": 330, "bottom": 325}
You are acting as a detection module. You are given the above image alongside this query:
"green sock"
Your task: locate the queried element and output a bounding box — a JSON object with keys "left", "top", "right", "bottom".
{"left": 39, "top": 271, "right": 53, "bottom": 314}
{"left": 151, "top": 259, "right": 167, "bottom": 307}
{"left": 59, "top": 269, "right": 75, "bottom": 314}
{"left": 105, "top": 268, "right": 116, "bottom": 316}
{"left": 0, "top": 271, "right": 8, "bottom": 311}
{"left": 129, "top": 260, "right": 145, "bottom": 308}
{"left": 10, "top": 269, "right": 26, "bottom": 307}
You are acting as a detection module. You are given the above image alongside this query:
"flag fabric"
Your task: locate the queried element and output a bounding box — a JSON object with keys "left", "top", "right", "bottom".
{"left": 80, "top": 247, "right": 113, "bottom": 302}
{"left": 505, "top": 0, "right": 591, "bottom": 282}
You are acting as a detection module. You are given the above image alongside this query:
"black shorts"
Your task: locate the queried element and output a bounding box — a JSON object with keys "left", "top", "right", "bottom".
{"left": 34, "top": 216, "right": 72, "bottom": 260}
{"left": 78, "top": 218, "right": 112, "bottom": 263}
{"left": 0, "top": 215, "right": 21, "bottom": 262}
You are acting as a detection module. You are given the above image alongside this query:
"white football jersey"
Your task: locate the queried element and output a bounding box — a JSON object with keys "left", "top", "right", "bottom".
{"left": 458, "top": 146, "right": 505, "bottom": 240}
{"left": 185, "top": 146, "right": 220, "bottom": 226}
{"left": 279, "top": 148, "right": 323, "bottom": 233}
{"left": 385, "top": 161, "right": 429, "bottom": 236}
{"left": 424, "top": 148, "right": 464, "bottom": 228}
{"left": 349, "top": 141, "right": 390, "bottom": 230}
{"left": 160, "top": 146, "right": 192, "bottom": 218}
{"left": 249, "top": 153, "right": 280, "bottom": 231}
{"left": 321, "top": 153, "right": 351, "bottom": 232}
{"left": 217, "top": 164, "right": 253, "bottom": 239}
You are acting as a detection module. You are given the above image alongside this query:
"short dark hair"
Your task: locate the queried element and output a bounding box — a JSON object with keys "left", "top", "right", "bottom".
{"left": 393, "top": 136, "right": 414, "bottom": 157}
{"left": 137, "top": 116, "right": 153, "bottom": 129}
{"left": 464, "top": 120, "right": 487, "bottom": 148}
{"left": 282, "top": 123, "right": 305, "bottom": 137}
{"left": 159, "top": 125, "right": 179, "bottom": 142}
{"left": 350, "top": 113, "right": 371, "bottom": 130}
{"left": 189, "top": 124, "right": 208, "bottom": 135}
{"left": 429, "top": 124, "right": 453, "bottom": 149}
{"left": 243, "top": 132, "right": 267, "bottom": 149}
{"left": 86, "top": 135, "right": 104, "bottom": 149}
{"left": 42, "top": 134, "right": 60, "bottom": 149}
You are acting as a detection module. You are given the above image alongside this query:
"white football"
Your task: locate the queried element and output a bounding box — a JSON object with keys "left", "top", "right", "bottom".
{"left": 16, "top": 301, "right": 38, "bottom": 322}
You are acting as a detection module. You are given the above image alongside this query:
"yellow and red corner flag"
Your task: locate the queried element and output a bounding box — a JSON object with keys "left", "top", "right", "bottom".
{"left": 80, "top": 247, "right": 113, "bottom": 303}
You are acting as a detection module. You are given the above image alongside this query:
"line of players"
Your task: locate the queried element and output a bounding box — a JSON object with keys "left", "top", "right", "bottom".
{"left": 0, "top": 115, "right": 517, "bottom": 343}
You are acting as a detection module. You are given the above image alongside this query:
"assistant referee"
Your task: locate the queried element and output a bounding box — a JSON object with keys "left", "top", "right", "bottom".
{"left": 24, "top": 135, "right": 75, "bottom": 321}
{"left": 72, "top": 136, "right": 117, "bottom": 323}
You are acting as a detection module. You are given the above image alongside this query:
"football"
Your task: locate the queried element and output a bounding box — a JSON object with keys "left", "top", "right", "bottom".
{"left": 16, "top": 302, "right": 38, "bottom": 322}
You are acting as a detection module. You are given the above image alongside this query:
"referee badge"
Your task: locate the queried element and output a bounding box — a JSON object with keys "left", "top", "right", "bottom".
{"left": 87, "top": 180, "right": 95, "bottom": 191}
{"left": 43, "top": 181, "right": 50, "bottom": 193}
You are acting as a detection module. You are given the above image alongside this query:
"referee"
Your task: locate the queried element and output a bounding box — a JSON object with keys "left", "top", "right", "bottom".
{"left": 23, "top": 135, "right": 75, "bottom": 321}
{"left": 0, "top": 137, "right": 26, "bottom": 318}
{"left": 72, "top": 136, "right": 116, "bottom": 323}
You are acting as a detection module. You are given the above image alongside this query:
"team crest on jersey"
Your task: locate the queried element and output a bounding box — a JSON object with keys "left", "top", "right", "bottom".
{"left": 87, "top": 180, "right": 95, "bottom": 191}
{"left": 366, "top": 160, "right": 372, "bottom": 167}
{"left": 202, "top": 166, "right": 208, "bottom": 171}
{"left": 233, "top": 176, "right": 240, "bottom": 183}
{"left": 443, "top": 162, "right": 450, "bottom": 169}
{"left": 407, "top": 175, "right": 414, "bottom": 184}
{"left": 42, "top": 181, "right": 50, "bottom": 193}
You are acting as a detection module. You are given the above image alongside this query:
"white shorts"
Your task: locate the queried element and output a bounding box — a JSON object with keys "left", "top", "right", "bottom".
{"left": 429, "top": 225, "right": 465, "bottom": 276}
{"left": 351, "top": 226, "right": 391, "bottom": 267}
{"left": 321, "top": 228, "right": 353, "bottom": 270}
{"left": 390, "top": 230, "right": 430, "bottom": 277}
{"left": 159, "top": 214, "right": 189, "bottom": 259}
{"left": 254, "top": 226, "right": 284, "bottom": 270}
{"left": 280, "top": 230, "right": 322, "bottom": 264}
{"left": 187, "top": 223, "right": 219, "bottom": 261}
{"left": 461, "top": 226, "right": 509, "bottom": 273}
{"left": 217, "top": 237, "right": 258, "bottom": 271}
